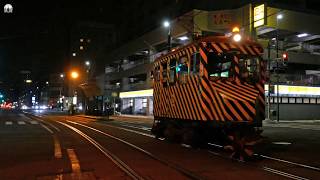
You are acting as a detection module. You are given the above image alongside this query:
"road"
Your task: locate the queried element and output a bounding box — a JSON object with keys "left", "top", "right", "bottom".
{"left": 0, "top": 109, "right": 319, "bottom": 179}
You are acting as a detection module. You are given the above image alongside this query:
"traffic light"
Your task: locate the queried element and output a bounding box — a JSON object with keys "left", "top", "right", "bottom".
{"left": 282, "top": 52, "right": 289, "bottom": 65}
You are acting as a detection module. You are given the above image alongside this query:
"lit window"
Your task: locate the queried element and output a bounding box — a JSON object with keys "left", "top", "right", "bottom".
{"left": 80, "top": 46, "right": 84, "bottom": 50}
{"left": 80, "top": 38, "right": 84, "bottom": 42}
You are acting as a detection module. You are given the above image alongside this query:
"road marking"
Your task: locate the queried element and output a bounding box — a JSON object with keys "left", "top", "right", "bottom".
{"left": 41, "top": 124, "right": 54, "bottom": 134}
{"left": 272, "top": 142, "right": 292, "bottom": 145}
{"left": 67, "top": 149, "right": 81, "bottom": 174}
{"left": 263, "top": 166, "right": 309, "bottom": 180}
{"left": 53, "top": 135, "right": 62, "bottom": 159}
{"left": 30, "top": 120, "right": 39, "bottom": 124}
{"left": 18, "top": 121, "right": 26, "bottom": 125}
{"left": 257, "top": 154, "right": 320, "bottom": 171}
{"left": 5, "top": 121, "right": 12, "bottom": 125}
{"left": 82, "top": 121, "right": 155, "bottom": 138}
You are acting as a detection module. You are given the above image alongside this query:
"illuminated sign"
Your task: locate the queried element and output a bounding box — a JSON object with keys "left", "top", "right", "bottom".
{"left": 254, "top": 4, "right": 265, "bottom": 28}
{"left": 119, "top": 89, "right": 153, "bottom": 98}
{"left": 265, "top": 84, "right": 320, "bottom": 96}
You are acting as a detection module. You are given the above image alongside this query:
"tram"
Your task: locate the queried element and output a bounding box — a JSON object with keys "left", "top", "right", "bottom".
{"left": 151, "top": 32, "right": 266, "bottom": 160}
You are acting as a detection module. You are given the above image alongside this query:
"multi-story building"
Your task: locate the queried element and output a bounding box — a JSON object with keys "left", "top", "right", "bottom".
{"left": 102, "top": 1, "right": 320, "bottom": 119}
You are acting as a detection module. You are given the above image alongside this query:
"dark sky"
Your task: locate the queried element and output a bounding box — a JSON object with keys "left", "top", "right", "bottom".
{"left": 0, "top": 0, "right": 319, "bottom": 99}
{"left": 0, "top": 1, "right": 128, "bottom": 91}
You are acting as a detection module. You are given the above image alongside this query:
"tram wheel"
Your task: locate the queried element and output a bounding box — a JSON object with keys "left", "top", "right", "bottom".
{"left": 182, "top": 128, "right": 196, "bottom": 147}
{"left": 164, "top": 123, "right": 181, "bottom": 142}
{"left": 224, "top": 132, "right": 260, "bottom": 161}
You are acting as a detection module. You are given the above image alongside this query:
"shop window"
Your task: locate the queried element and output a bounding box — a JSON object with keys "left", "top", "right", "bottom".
{"left": 142, "top": 98, "right": 147, "bottom": 108}
{"left": 169, "top": 58, "right": 177, "bottom": 84}
{"left": 178, "top": 56, "right": 189, "bottom": 84}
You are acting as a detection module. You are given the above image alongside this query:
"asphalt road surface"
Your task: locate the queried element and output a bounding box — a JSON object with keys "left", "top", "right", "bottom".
{"left": 0, "top": 109, "right": 319, "bottom": 179}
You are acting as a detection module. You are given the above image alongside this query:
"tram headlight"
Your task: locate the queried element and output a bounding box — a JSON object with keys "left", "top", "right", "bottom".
{"left": 233, "top": 33, "right": 242, "bottom": 42}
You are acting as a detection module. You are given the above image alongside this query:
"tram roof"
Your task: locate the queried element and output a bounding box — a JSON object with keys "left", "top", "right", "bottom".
{"left": 154, "top": 35, "right": 263, "bottom": 64}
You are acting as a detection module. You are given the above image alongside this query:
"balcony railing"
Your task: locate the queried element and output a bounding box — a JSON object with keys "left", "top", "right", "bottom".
{"left": 270, "top": 74, "right": 320, "bottom": 86}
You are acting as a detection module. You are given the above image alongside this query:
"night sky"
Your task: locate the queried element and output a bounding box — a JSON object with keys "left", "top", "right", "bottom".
{"left": 0, "top": 0, "right": 319, "bottom": 100}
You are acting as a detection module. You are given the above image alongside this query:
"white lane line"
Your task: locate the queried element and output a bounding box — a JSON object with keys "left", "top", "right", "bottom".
{"left": 5, "top": 121, "right": 13, "bottom": 125}
{"left": 31, "top": 117, "right": 61, "bottom": 132}
{"left": 30, "top": 120, "right": 39, "bottom": 125}
{"left": 67, "top": 149, "right": 81, "bottom": 174}
{"left": 41, "top": 124, "right": 54, "bottom": 134}
{"left": 263, "top": 166, "right": 309, "bottom": 180}
{"left": 54, "top": 135, "right": 62, "bottom": 159}
{"left": 18, "top": 121, "right": 26, "bottom": 125}
{"left": 256, "top": 154, "right": 320, "bottom": 172}
{"left": 103, "top": 123, "right": 155, "bottom": 138}
{"left": 207, "top": 142, "right": 320, "bottom": 172}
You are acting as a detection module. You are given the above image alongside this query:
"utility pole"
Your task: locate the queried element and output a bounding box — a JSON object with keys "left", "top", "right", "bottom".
{"left": 276, "top": 13, "right": 283, "bottom": 122}
{"left": 267, "top": 41, "right": 271, "bottom": 120}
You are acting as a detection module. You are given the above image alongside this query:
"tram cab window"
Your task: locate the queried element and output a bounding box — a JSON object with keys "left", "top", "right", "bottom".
{"left": 190, "top": 52, "right": 200, "bottom": 74}
{"left": 207, "top": 53, "right": 232, "bottom": 78}
{"left": 239, "top": 57, "right": 260, "bottom": 82}
{"left": 161, "top": 62, "right": 168, "bottom": 87}
{"left": 154, "top": 65, "right": 160, "bottom": 81}
{"left": 177, "top": 56, "right": 188, "bottom": 84}
{"left": 169, "top": 58, "right": 176, "bottom": 84}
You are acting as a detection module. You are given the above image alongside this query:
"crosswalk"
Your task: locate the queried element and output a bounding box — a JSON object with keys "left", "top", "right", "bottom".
{"left": 2, "top": 120, "right": 39, "bottom": 126}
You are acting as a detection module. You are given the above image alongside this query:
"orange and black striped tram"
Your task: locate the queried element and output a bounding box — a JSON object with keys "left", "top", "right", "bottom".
{"left": 151, "top": 35, "right": 266, "bottom": 160}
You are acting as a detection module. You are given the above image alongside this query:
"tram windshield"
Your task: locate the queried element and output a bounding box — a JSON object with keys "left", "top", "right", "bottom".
{"left": 239, "top": 56, "right": 261, "bottom": 83}
{"left": 207, "top": 53, "right": 232, "bottom": 78}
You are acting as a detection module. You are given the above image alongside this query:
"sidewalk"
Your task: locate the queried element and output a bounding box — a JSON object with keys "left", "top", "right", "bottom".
{"left": 77, "top": 114, "right": 320, "bottom": 130}
{"left": 76, "top": 114, "right": 154, "bottom": 124}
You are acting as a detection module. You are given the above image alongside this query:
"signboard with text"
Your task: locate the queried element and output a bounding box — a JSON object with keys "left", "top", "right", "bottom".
{"left": 254, "top": 4, "right": 265, "bottom": 28}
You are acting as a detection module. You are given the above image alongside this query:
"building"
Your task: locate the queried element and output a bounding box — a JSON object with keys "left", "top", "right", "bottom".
{"left": 102, "top": 2, "right": 320, "bottom": 119}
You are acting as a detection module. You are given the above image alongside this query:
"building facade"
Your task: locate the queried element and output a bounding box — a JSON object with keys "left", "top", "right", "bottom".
{"left": 103, "top": 3, "right": 320, "bottom": 119}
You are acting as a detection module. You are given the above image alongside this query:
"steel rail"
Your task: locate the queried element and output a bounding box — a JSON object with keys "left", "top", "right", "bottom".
{"left": 57, "top": 121, "right": 144, "bottom": 180}
{"left": 67, "top": 120, "right": 204, "bottom": 180}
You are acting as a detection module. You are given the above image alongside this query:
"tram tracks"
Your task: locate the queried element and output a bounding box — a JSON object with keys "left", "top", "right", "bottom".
{"left": 57, "top": 121, "right": 144, "bottom": 180}
{"left": 26, "top": 113, "right": 204, "bottom": 179}
{"left": 82, "top": 118, "right": 319, "bottom": 180}
{"left": 29, "top": 113, "right": 320, "bottom": 179}
{"left": 63, "top": 120, "right": 204, "bottom": 180}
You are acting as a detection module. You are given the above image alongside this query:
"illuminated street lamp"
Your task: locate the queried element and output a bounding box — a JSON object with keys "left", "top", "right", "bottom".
{"left": 163, "top": 21, "right": 170, "bottom": 28}
{"left": 60, "top": 73, "right": 64, "bottom": 78}
{"left": 277, "top": 14, "right": 283, "bottom": 20}
{"left": 70, "top": 71, "right": 79, "bottom": 79}
{"left": 163, "top": 20, "right": 171, "bottom": 51}
{"left": 85, "top": 61, "right": 90, "bottom": 66}
{"left": 275, "top": 13, "right": 283, "bottom": 122}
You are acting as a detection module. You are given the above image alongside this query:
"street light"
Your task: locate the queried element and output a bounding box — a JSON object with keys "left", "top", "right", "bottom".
{"left": 60, "top": 74, "right": 64, "bottom": 78}
{"left": 277, "top": 14, "right": 283, "bottom": 20}
{"left": 275, "top": 13, "right": 283, "bottom": 122}
{"left": 163, "top": 20, "right": 171, "bottom": 51}
{"left": 70, "top": 71, "right": 79, "bottom": 79}
{"left": 163, "top": 21, "right": 170, "bottom": 28}
{"left": 85, "top": 61, "right": 90, "bottom": 66}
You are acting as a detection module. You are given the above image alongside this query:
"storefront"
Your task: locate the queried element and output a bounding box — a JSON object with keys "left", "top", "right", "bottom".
{"left": 119, "top": 89, "right": 153, "bottom": 116}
